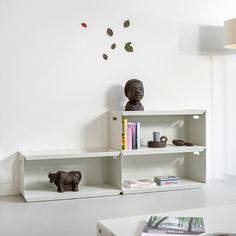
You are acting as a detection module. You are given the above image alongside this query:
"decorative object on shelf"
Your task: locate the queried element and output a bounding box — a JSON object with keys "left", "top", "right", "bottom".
{"left": 172, "top": 139, "right": 194, "bottom": 146}
{"left": 48, "top": 171, "right": 82, "bottom": 193}
{"left": 185, "top": 141, "right": 194, "bottom": 146}
{"left": 153, "top": 131, "right": 160, "bottom": 142}
{"left": 148, "top": 136, "right": 168, "bottom": 148}
{"left": 224, "top": 18, "right": 236, "bottom": 49}
{"left": 124, "top": 79, "right": 144, "bottom": 111}
{"left": 172, "top": 139, "right": 185, "bottom": 146}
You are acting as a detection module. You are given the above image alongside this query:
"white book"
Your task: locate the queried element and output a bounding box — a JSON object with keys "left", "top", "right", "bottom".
{"left": 123, "top": 179, "right": 156, "bottom": 189}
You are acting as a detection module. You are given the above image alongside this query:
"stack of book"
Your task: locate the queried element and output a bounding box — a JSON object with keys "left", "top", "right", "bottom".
{"left": 122, "top": 119, "right": 141, "bottom": 150}
{"left": 123, "top": 179, "right": 157, "bottom": 189}
{"left": 154, "top": 175, "right": 180, "bottom": 186}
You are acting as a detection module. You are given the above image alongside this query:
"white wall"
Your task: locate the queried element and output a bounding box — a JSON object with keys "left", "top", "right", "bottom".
{"left": 0, "top": 0, "right": 236, "bottom": 196}
{"left": 211, "top": 55, "right": 236, "bottom": 179}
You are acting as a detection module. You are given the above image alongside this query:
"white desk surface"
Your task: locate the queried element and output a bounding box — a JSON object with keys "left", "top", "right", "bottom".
{"left": 97, "top": 204, "right": 236, "bottom": 236}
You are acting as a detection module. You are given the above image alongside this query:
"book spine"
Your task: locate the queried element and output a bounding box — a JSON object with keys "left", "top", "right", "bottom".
{"left": 155, "top": 178, "right": 180, "bottom": 181}
{"left": 127, "top": 122, "right": 133, "bottom": 150}
{"left": 157, "top": 180, "right": 179, "bottom": 186}
{"left": 122, "top": 119, "right": 128, "bottom": 150}
{"left": 154, "top": 176, "right": 180, "bottom": 181}
{"left": 136, "top": 122, "right": 141, "bottom": 149}
{"left": 132, "top": 122, "right": 137, "bottom": 150}
{"left": 121, "top": 121, "right": 124, "bottom": 150}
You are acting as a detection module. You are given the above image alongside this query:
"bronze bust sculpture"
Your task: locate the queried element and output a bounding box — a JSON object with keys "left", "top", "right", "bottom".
{"left": 124, "top": 79, "right": 144, "bottom": 111}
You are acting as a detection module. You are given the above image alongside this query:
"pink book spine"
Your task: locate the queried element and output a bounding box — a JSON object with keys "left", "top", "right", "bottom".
{"left": 131, "top": 122, "right": 137, "bottom": 150}
{"left": 127, "top": 122, "right": 133, "bottom": 150}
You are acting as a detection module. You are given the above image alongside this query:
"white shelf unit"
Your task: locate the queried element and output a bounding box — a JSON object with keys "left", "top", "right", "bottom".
{"left": 19, "top": 148, "right": 122, "bottom": 202}
{"left": 19, "top": 110, "right": 206, "bottom": 202}
{"left": 109, "top": 110, "right": 206, "bottom": 194}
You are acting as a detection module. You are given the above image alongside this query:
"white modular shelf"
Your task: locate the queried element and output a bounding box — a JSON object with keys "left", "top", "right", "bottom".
{"left": 109, "top": 109, "right": 206, "bottom": 197}
{"left": 21, "top": 148, "right": 120, "bottom": 160}
{"left": 121, "top": 145, "right": 206, "bottom": 156}
{"left": 19, "top": 110, "right": 206, "bottom": 202}
{"left": 109, "top": 110, "right": 206, "bottom": 151}
{"left": 122, "top": 179, "right": 205, "bottom": 195}
{"left": 19, "top": 148, "right": 122, "bottom": 202}
{"left": 24, "top": 184, "right": 121, "bottom": 202}
{"left": 121, "top": 110, "right": 205, "bottom": 116}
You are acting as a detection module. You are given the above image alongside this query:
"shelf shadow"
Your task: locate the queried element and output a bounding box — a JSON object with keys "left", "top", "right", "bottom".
{"left": 105, "top": 84, "right": 126, "bottom": 111}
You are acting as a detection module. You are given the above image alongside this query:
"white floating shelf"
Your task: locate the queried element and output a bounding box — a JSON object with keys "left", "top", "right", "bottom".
{"left": 121, "top": 110, "right": 205, "bottom": 116}
{"left": 23, "top": 184, "right": 121, "bottom": 202}
{"left": 20, "top": 148, "right": 120, "bottom": 160}
{"left": 122, "top": 179, "right": 205, "bottom": 194}
{"left": 121, "top": 145, "right": 206, "bottom": 156}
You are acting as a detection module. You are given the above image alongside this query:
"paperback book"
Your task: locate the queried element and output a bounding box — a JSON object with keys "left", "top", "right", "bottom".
{"left": 154, "top": 175, "right": 180, "bottom": 186}
{"left": 122, "top": 119, "right": 128, "bottom": 150}
{"left": 123, "top": 179, "right": 157, "bottom": 189}
{"left": 142, "top": 216, "right": 205, "bottom": 235}
{"left": 122, "top": 119, "right": 141, "bottom": 150}
{"left": 127, "top": 122, "right": 133, "bottom": 150}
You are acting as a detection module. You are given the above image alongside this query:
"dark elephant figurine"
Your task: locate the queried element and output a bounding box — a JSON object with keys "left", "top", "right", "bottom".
{"left": 48, "top": 171, "right": 82, "bottom": 193}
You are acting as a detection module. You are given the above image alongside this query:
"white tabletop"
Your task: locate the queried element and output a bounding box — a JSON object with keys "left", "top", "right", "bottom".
{"left": 97, "top": 204, "right": 236, "bottom": 236}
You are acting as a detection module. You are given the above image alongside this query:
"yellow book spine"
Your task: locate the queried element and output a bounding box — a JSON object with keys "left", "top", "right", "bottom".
{"left": 123, "top": 119, "right": 128, "bottom": 150}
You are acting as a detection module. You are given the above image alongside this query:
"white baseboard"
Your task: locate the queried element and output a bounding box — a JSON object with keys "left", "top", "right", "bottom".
{"left": 0, "top": 182, "right": 19, "bottom": 196}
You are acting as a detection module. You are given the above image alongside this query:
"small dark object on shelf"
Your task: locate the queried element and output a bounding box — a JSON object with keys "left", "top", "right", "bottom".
{"left": 48, "top": 171, "right": 82, "bottom": 193}
{"left": 148, "top": 136, "right": 168, "bottom": 148}
{"left": 172, "top": 139, "right": 185, "bottom": 146}
{"left": 124, "top": 79, "right": 144, "bottom": 111}
{"left": 184, "top": 141, "right": 194, "bottom": 146}
{"left": 172, "top": 139, "right": 194, "bottom": 146}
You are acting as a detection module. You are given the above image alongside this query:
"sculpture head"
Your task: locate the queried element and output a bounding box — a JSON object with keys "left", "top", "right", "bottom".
{"left": 124, "top": 79, "right": 144, "bottom": 103}
{"left": 48, "top": 172, "right": 57, "bottom": 183}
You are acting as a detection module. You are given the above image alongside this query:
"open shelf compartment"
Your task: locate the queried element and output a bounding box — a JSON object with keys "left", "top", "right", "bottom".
{"left": 121, "top": 152, "right": 206, "bottom": 194}
{"left": 19, "top": 149, "right": 122, "bottom": 202}
{"left": 109, "top": 110, "right": 206, "bottom": 152}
